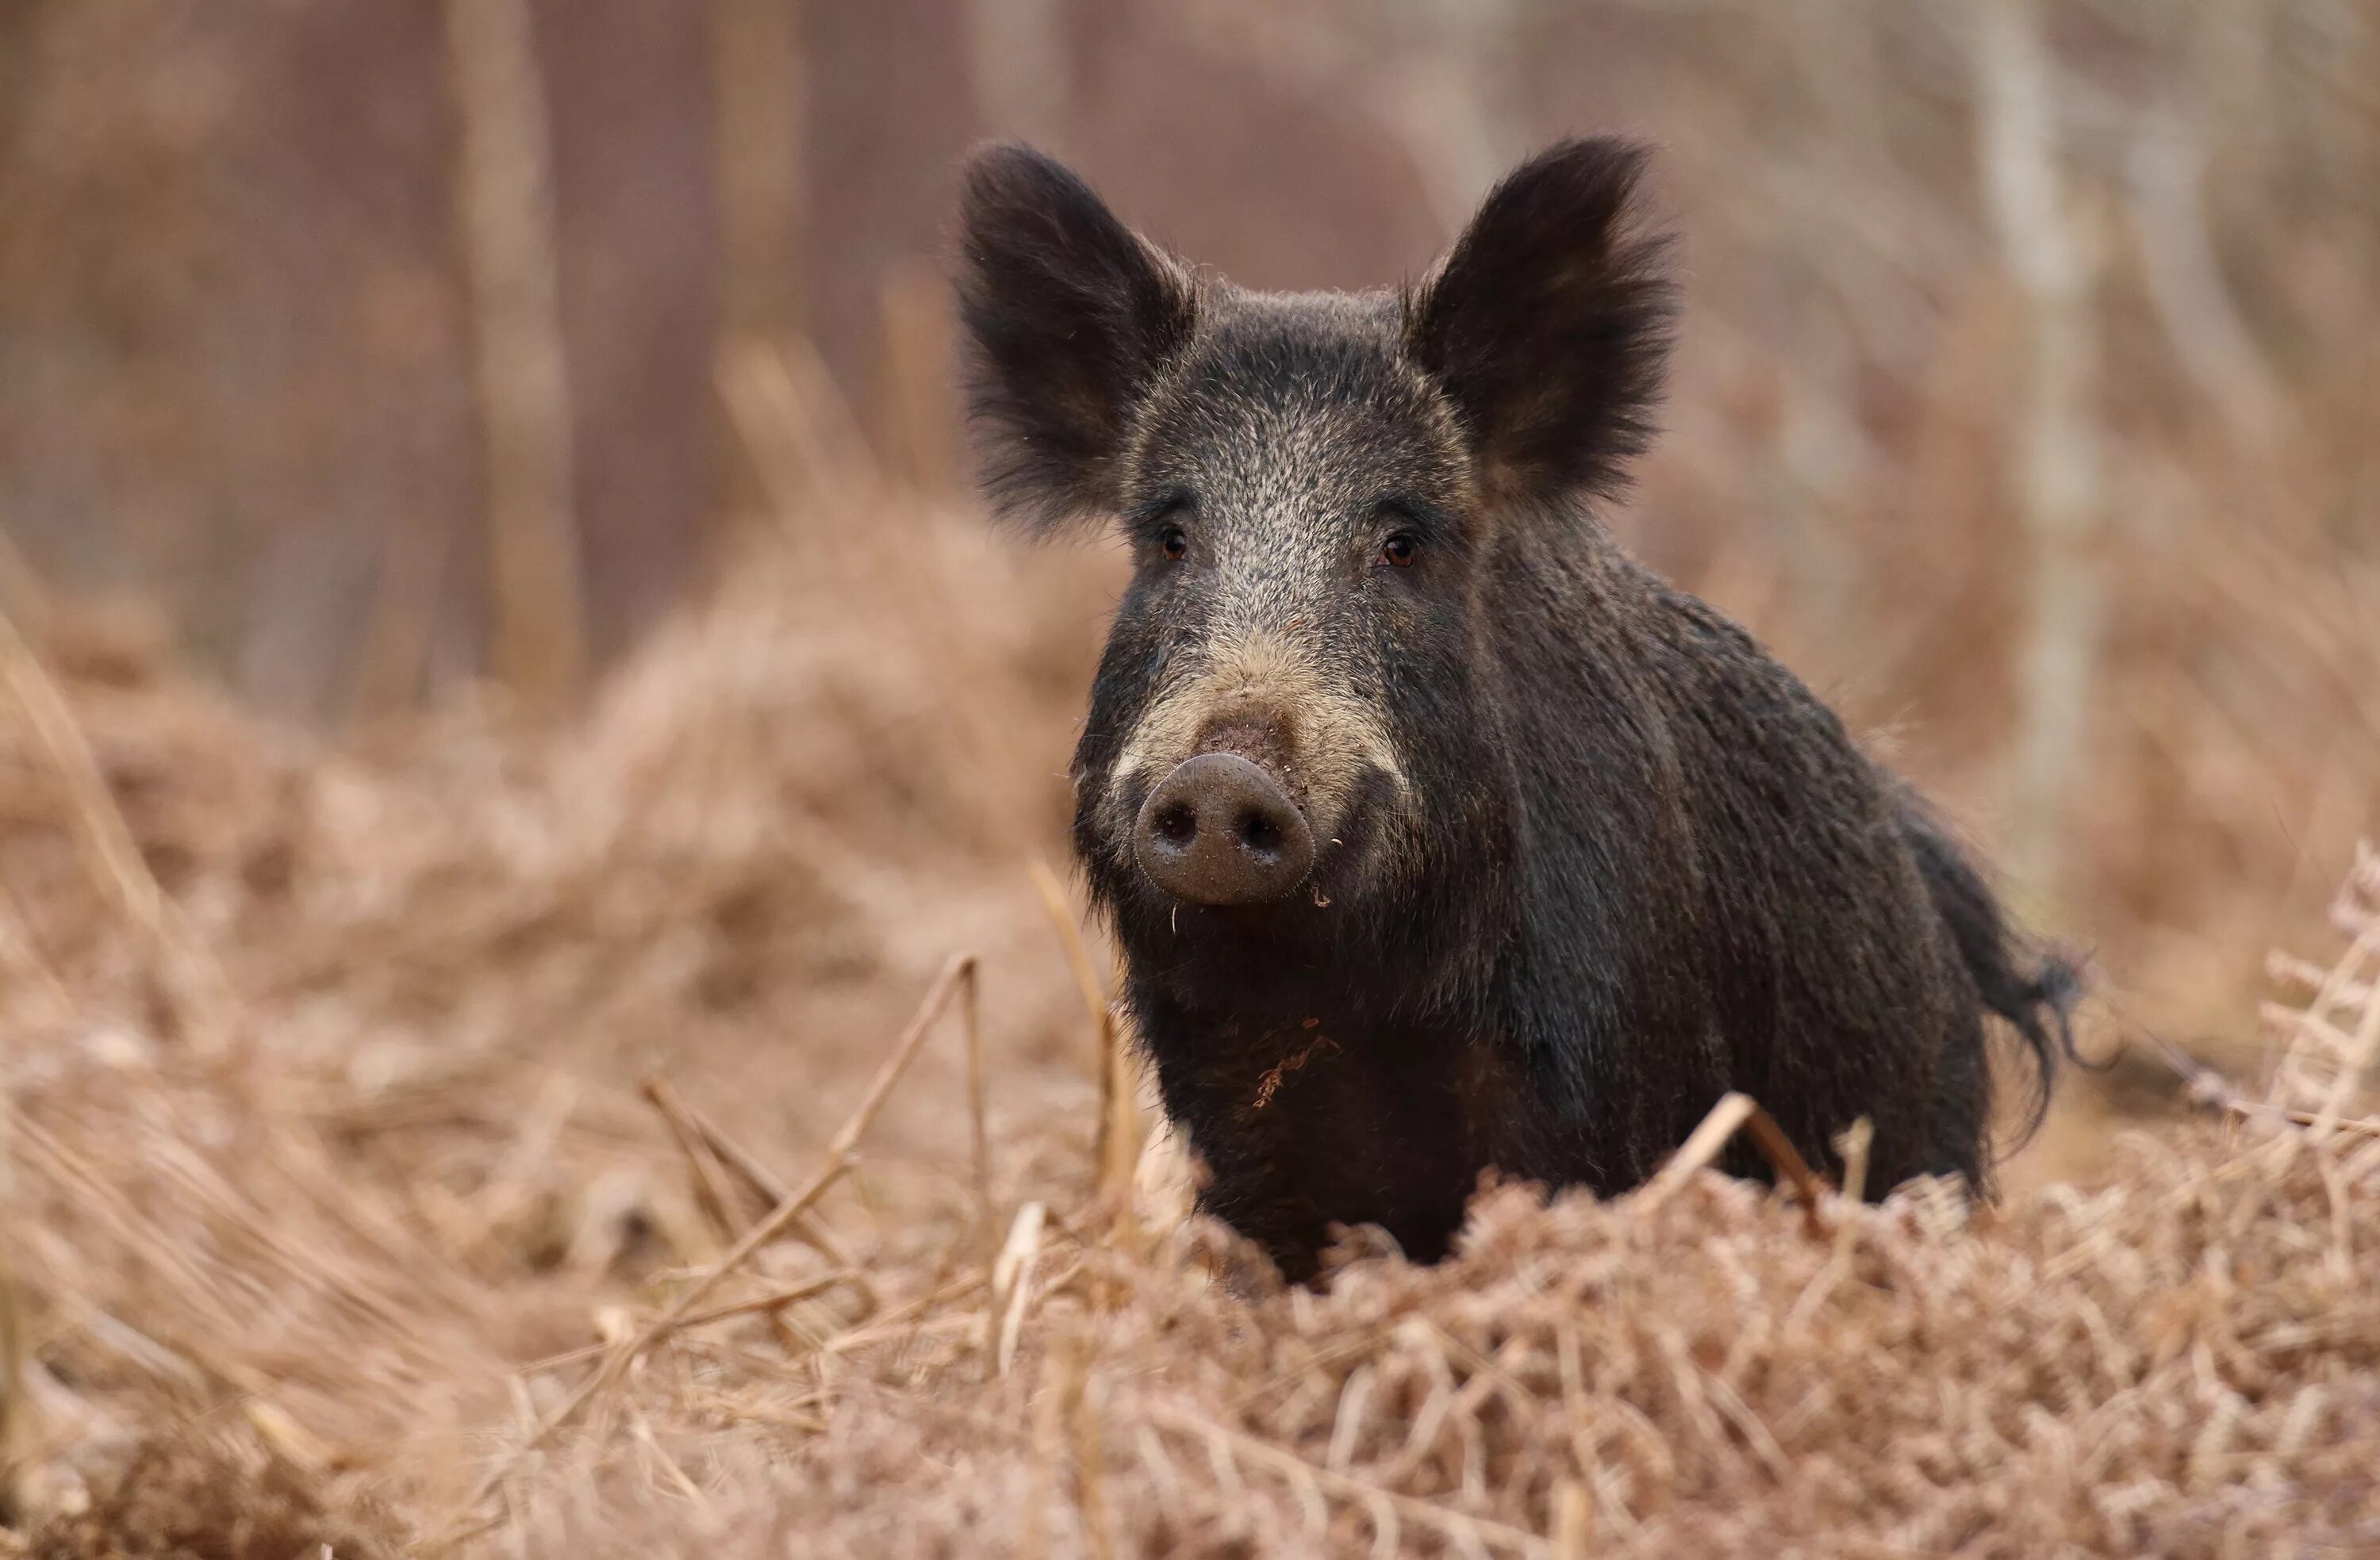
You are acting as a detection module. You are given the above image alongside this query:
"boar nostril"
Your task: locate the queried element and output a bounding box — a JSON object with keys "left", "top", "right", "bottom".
{"left": 1238, "top": 811, "right": 1283, "bottom": 858}
{"left": 1134, "top": 752, "right": 1315, "bottom": 907}
{"left": 1152, "top": 803, "right": 1199, "bottom": 848}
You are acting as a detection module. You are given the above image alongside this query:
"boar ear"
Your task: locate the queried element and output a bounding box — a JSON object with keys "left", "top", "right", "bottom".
{"left": 955, "top": 143, "right": 1197, "bottom": 533}
{"left": 1406, "top": 138, "right": 1676, "bottom": 505}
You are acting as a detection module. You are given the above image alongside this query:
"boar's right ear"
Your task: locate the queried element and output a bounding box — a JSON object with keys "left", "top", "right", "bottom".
{"left": 954, "top": 144, "right": 1197, "bottom": 534}
{"left": 1406, "top": 138, "right": 1676, "bottom": 507}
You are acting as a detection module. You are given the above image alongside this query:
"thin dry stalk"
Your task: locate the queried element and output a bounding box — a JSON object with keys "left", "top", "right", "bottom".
{"left": 1027, "top": 859, "right": 1108, "bottom": 1041}
{"left": 1742, "top": 1099, "right": 1833, "bottom": 1236}
{"left": 1787, "top": 1115, "right": 1877, "bottom": 1332}
{"left": 2140, "top": 1026, "right": 2380, "bottom": 1144}
{"left": 991, "top": 1200, "right": 1046, "bottom": 1379}
{"left": 0, "top": 601, "right": 235, "bottom": 1045}
{"left": 963, "top": 952, "right": 993, "bottom": 1262}
{"left": 1094, "top": 1036, "right": 1144, "bottom": 1257}
{"left": 452, "top": 952, "right": 979, "bottom": 1526}
{"left": 640, "top": 1075, "right": 768, "bottom": 1244}
{"left": 242, "top": 1399, "right": 332, "bottom": 1475}
{"left": 1553, "top": 1479, "right": 1591, "bottom": 1560}
{"left": 1834, "top": 1117, "right": 1875, "bottom": 1249}
{"left": 523, "top": 1271, "right": 856, "bottom": 1374}
{"left": 1634, "top": 1092, "right": 1759, "bottom": 1213}
{"left": 817, "top": 1273, "right": 990, "bottom": 1362}
{"left": 662, "top": 1083, "right": 860, "bottom": 1276}
{"left": 1030, "top": 858, "right": 1139, "bottom": 1234}
{"left": 1828, "top": 1122, "right": 1866, "bottom": 1227}
{"left": 630, "top": 1406, "right": 708, "bottom": 1508}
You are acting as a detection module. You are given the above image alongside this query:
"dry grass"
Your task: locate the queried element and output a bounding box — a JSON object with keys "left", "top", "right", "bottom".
{"left": 0, "top": 473, "right": 2373, "bottom": 1556}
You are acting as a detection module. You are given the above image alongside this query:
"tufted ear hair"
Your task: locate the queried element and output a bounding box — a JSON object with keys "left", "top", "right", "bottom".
{"left": 954, "top": 143, "right": 1198, "bottom": 533}
{"left": 1405, "top": 137, "right": 1677, "bottom": 507}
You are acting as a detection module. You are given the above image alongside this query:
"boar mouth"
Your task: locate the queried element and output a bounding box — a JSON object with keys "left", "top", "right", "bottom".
{"left": 1133, "top": 751, "right": 1317, "bottom": 906}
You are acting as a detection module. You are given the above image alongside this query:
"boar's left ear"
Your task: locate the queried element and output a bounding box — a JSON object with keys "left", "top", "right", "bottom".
{"left": 1406, "top": 137, "right": 1676, "bottom": 505}
{"left": 954, "top": 143, "right": 1198, "bottom": 534}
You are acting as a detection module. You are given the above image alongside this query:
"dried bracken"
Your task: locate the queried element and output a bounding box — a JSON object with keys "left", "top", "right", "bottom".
{"left": 0, "top": 516, "right": 2374, "bottom": 1558}
{"left": 8, "top": 1435, "right": 393, "bottom": 1560}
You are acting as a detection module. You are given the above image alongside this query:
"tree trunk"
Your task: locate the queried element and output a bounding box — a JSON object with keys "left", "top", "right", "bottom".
{"left": 443, "top": 0, "right": 585, "bottom": 715}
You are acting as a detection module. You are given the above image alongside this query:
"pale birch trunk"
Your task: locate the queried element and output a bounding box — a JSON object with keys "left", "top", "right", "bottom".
{"left": 444, "top": 0, "right": 585, "bottom": 715}
{"left": 1975, "top": 0, "right": 2104, "bottom": 900}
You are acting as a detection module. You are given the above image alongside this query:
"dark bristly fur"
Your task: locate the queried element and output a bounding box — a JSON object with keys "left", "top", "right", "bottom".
{"left": 954, "top": 136, "right": 2082, "bottom": 1282}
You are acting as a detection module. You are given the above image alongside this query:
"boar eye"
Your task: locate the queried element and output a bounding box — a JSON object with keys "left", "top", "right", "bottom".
{"left": 1380, "top": 534, "right": 1418, "bottom": 569}
{"left": 1158, "top": 523, "right": 1189, "bottom": 562}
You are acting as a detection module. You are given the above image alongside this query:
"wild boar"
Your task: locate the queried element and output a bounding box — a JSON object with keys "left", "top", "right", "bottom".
{"left": 955, "top": 136, "right": 2079, "bottom": 1281}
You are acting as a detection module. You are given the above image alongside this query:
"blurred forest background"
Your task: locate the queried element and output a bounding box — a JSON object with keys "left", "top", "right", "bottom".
{"left": 6, "top": 10, "right": 2380, "bottom": 1547}
{"left": 2, "top": 0, "right": 2376, "bottom": 1094}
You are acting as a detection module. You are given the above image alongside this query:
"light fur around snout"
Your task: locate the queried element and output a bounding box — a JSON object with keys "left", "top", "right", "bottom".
{"left": 1100, "top": 627, "right": 1409, "bottom": 872}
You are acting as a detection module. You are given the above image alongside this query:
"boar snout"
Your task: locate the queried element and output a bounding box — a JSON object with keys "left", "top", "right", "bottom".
{"left": 1134, "top": 753, "right": 1315, "bottom": 906}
